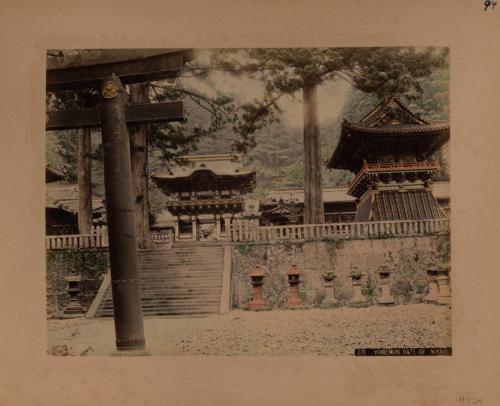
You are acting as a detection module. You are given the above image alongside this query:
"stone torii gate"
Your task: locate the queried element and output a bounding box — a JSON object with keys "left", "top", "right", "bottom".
{"left": 46, "top": 49, "right": 194, "bottom": 354}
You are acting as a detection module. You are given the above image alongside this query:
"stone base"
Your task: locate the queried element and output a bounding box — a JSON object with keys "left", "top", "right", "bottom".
{"left": 348, "top": 301, "right": 369, "bottom": 308}
{"left": 245, "top": 304, "right": 271, "bottom": 311}
{"left": 378, "top": 297, "right": 395, "bottom": 306}
{"left": 321, "top": 298, "right": 340, "bottom": 308}
{"left": 111, "top": 349, "right": 152, "bottom": 357}
{"left": 437, "top": 296, "right": 451, "bottom": 306}
{"left": 286, "top": 297, "right": 305, "bottom": 308}
{"left": 246, "top": 300, "right": 271, "bottom": 311}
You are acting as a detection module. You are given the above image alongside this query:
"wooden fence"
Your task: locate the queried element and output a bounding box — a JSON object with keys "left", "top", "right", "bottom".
{"left": 229, "top": 218, "right": 450, "bottom": 242}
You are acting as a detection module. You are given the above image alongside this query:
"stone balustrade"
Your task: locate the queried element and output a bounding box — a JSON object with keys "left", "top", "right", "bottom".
{"left": 229, "top": 218, "right": 450, "bottom": 242}
{"left": 46, "top": 218, "right": 450, "bottom": 248}
{"left": 46, "top": 226, "right": 172, "bottom": 250}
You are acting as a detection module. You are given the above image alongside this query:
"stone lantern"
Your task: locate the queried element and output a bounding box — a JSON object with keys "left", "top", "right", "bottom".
{"left": 350, "top": 268, "right": 365, "bottom": 303}
{"left": 377, "top": 266, "right": 394, "bottom": 305}
{"left": 63, "top": 274, "right": 85, "bottom": 317}
{"left": 286, "top": 264, "right": 304, "bottom": 307}
{"left": 322, "top": 271, "right": 337, "bottom": 307}
{"left": 436, "top": 267, "right": 451, "bottom": 306}
{"left": 247, "top": 266, "right": 268, "bottom": 309}
{"left": 424, "top": 264, "right": 440, "bottom": 303}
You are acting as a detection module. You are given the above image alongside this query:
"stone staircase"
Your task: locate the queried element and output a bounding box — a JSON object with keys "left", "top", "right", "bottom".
{"left": 93, "top": 242, "right": 227, "bottom": 317}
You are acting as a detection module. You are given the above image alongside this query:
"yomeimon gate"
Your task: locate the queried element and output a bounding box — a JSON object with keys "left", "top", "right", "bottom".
{"left": 151, "top": 154, "right": 256, "bottom": 241}
{"left": 327, "top": 96, "right": 450, "bottom": 221}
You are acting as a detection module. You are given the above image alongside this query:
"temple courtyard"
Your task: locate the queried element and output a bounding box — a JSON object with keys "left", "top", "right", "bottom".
{"left": 47, "top": 304, "right": 451, "bottom": 356}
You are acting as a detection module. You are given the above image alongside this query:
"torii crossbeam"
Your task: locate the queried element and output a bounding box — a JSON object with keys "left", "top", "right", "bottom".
{"left": 46, "top": 49, "right": 195, "bottom": 354}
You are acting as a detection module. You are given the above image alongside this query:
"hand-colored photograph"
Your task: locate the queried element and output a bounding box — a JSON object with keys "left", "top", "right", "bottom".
{"left": 45, "top": 48, "right": 451, "bottom": 356}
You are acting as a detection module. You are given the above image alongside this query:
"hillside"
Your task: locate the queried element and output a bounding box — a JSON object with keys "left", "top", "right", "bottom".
{"left": 46, "top": 68, "right": 449, "bottom": 215}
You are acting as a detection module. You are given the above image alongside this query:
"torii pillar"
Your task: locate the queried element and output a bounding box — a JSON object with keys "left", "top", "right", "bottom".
{"left": 101, "top": 74, "right": 146, "bottom": 354}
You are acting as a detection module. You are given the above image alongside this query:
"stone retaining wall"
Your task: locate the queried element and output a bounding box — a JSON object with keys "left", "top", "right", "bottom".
{"left": 230, "top": 235, "right": 450, "bottom": 309}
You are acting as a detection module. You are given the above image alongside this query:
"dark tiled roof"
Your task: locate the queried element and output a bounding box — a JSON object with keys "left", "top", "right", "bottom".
{"left": 46, "top": 166, "right": 65, "bottom": 182}
{"left": 343, "top": 121, "right": 449, "bottom": 135}
{"left": 355, "top": 189, "right": 447, "bottom": 222}
{"left": 328, "top": 96, "right": 450, "bottom": 171}
{"left": 151, "top": 154, "right": 255, "bottom": 180}
{"left": 46, "top": 184, "right": 105, "bottom": 214}
{"left": 345, "top": 96, "right": 449, "bottom": 135}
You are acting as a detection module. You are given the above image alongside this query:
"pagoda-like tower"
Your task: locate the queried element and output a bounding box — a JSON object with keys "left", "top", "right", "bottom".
{"left": 327, "top": 97, "right": 449, "bottom": 221}
{"left": 151, "top": 154, "right": 256, "bottom": 241}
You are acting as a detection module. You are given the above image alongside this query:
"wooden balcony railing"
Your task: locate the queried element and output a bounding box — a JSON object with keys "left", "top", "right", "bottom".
{"left": 349, "top": 160, "right": 440, "bottom": 190}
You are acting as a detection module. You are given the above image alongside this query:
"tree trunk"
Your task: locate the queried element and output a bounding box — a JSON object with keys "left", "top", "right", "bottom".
{"left": 77, "top": 128, "right": 93, "bottom": 234}
{"left": 302, "top": 83, "right": 324, "bottom": 224}
{"left": 128, "top": 83, "right": 151, "bottom": 249}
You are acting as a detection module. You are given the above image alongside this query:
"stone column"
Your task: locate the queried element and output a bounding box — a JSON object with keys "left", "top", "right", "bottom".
{"left": 63, "top": 274, "right": 85, "bottom": 317}
{"left": 223, "top": 215, "right": 232, "bottom": 241}
{"left": 248, "top": 266, "right": 268, "bottom": 309}
{"left": 425, "top": 271, "right": 439, "bottom": 303}
{"left": 215, "top": 214, "right": 221, "bottom": 240}
{"left": 173, "top": 217, "right": 179, "bottom": 242}
{"left": 322, "top": 275, "right": 337, "bottom": 307}
{"left": 378, "top": 271, "right": 394, "bottom": 305}
{"left": 436, "top": 270, "right": 451, "bottom": 305}
{"left": 351, "top": 275, "right": 365, "bottom": 303}
{"left": 191, "top": 216, "right": 197, "bottom": 241}
{"left": 286, "top": 265, "right": 304, "bottom": 307}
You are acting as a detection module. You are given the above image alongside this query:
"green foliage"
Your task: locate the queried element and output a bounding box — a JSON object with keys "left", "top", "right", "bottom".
{"left": 46, "top": 249, "right": 109, "bottom": 318}
{"left": 392, "top": 259, "right": 428, "bottom": 304}
{"left": 211, "top": 47, "right": 447, "bottom": 152}
{"left": 236, "top": 244, "right": 252, "bottom": 255}
{"left": 362, "top": 274, "right": 378, "bottom": 305}
{"left": 333, "top": 279, "right": 353, "bottom": 304}
{"left": 46, "top": 48, "right": 450, "bottom": 215}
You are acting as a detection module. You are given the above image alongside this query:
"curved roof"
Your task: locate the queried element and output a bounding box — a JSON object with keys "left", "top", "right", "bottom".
{"left": 46, "top": 184, "right": 105, "bottom": 214}
{"left": 328, "top": 96, "right": 450, "bottom": 172}
{"left": 151, "top": 154, "right": 256, "bottom": 194}
{"left": 46, "top": 166, "right": 65, "bottom": 182}
{"left": 151, "top": 154, "right": 254, "bottom": 179}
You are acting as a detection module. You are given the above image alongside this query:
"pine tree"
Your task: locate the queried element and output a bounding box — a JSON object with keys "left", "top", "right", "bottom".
{"left": 210, "top": 47, "right": 447, "bottom": 223}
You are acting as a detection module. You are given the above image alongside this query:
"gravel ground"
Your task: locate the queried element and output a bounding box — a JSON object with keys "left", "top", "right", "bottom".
{"left": 47, "top": 304, "right": 451, "bottom": 356}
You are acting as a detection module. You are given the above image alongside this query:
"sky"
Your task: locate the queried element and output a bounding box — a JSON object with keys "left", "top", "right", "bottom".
{"left": 180, "top": 49, "right": 353, "bottom": 129}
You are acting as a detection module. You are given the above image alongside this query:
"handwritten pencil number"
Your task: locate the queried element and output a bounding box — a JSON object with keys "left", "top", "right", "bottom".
{"left": 485, "top": 0, "right": 497, "bottom": 10}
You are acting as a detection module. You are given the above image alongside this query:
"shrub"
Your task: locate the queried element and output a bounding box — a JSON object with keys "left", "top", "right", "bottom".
{"left": 362, "top": 274, "right": 378, "bottom": 305}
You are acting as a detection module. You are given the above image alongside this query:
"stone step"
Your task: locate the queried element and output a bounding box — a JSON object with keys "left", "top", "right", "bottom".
{"left": 137, "top": 272, "right": 222, "bottom": 278}
{"left": 138, "top": 270, "right": 222, "bottom": 275}
{"left": 96, "top": 309, "right": 219, "bottom": 318}
{"left": 138, "top": 276, "right": 221, "bottom": 281}
{"left": 100, "top": 300, "right": 221, "bottom": 308}
{"left": 138, "top": 264, "right": 223, "bottom": 270}
{"left": 94, "top": 243, "right": 227, "bottom": 318}
{"left": 102, "top": 291, "right": 222, "bottom": 300}
{"left": 139, "top": 257, "right": 223, "bottom": 262}
{"left": 137, "top": 284, "right": 222, "bottom": 289}
{"left": 140, "top": 248, "right": 224, "bottom": 255}
{"left": 97, "top": 303, "right": 221, "bottom": 311}
{"left": 138, "top": 262, "right": 223, "bottom": 268}
{"left": 135, "top": 278, "right": 222, "bottom": 284}
{"left": 139, "top": 263, "right": 223, "bottom": 268}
